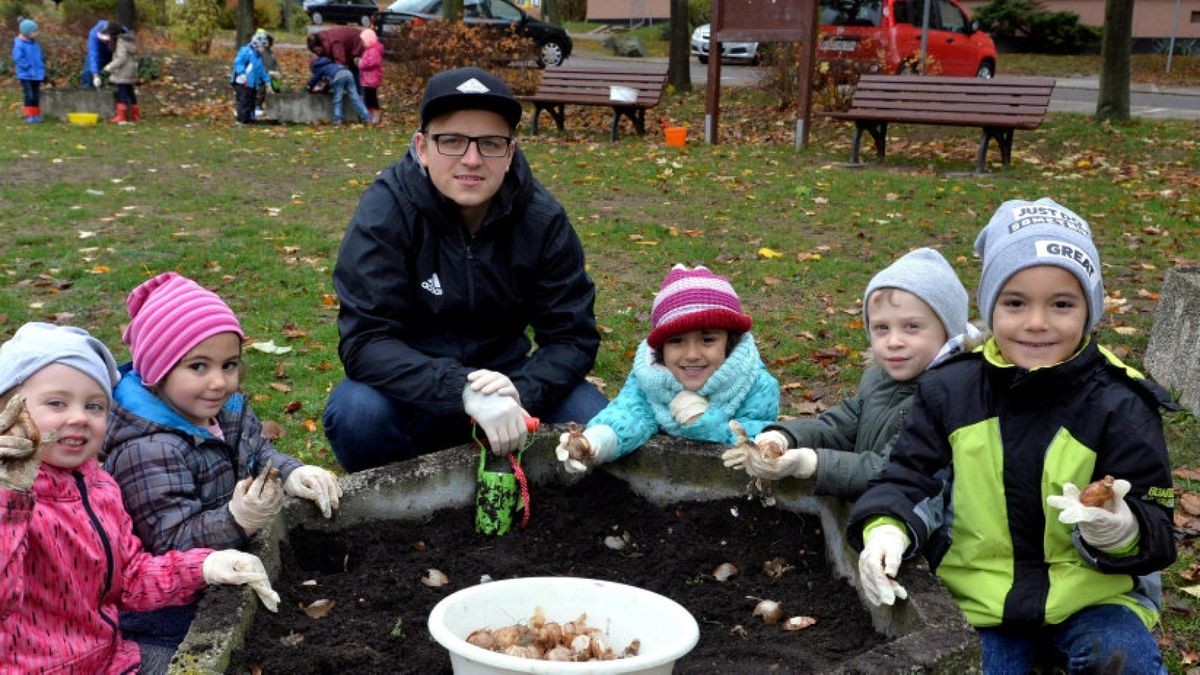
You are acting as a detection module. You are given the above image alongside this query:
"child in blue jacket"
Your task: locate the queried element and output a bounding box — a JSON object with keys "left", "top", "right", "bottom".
{"left": 555, "top": 264, "right": 780, "bottom": 473}
{"left": 231, "top": 33, "right": 272, "bottom": 124}
{"left": 306, "top": 55, "right": 370, "bottom": 124}
{"left": 13, "top": 19, "right": 44, "bottom": 123}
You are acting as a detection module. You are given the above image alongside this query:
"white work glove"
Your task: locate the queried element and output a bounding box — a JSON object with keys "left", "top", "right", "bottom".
{"left": 746, "top": 446, "right": 818, "bottom": 481}
{"left": 284, "top": 465, "right": 342, "bottom": 519}
{"left": 92, "top": 74, "right": 102, "bottom": 88}
{"left": 0, "top": 396, "right": 39, "bottom": 493}
{"left": 466, "top": 369, "right": 520, "bottom": 401}
{"left": 228, "top": 470, "right": 284, "bottom": 532}
{"left": 669, "top": 390, "right": 708, "bottom": 426}
{"left": 1047, "top": 479, "right": 1139, "bottom": 551}
{"left": 554, "top": 424, "right": 618, "bottom": 475}
{"left": 858, "top": 524, "right": 909, "bottom": 606}
{"left": 202, "top": 549, "right": 280, "bottom": 612}
{"left": 235, "top": 74, "right": 248, "bottom": 85}
{"left": 722, "top": 430, "right": 788, "bottom": 470}
{"left": 463, "top": 385, "right": 528, "bottom": 456}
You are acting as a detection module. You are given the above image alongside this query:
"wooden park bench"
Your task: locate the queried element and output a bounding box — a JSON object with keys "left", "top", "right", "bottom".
{"left": 520, "top": 64, "right": 669, "bottom": 142}
{"left": 825, "top": 75, "right": 1056, "bottom": 173}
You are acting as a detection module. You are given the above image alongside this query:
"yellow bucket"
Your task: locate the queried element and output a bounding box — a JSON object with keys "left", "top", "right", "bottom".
{"left": 68, "top": 112, "right": 100, "bottom": 125}
{"left": 664, "top": 126, "right": 687, "bottom": 147}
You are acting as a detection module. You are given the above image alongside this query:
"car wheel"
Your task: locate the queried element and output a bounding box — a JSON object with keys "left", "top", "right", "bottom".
{"left": 360, "top": 14, "right": 373, "bottom": 26}
{"left": 540, "top": 39, "right": 565, "bottom": 67}
{"left": 698, "top": 55, "right": 708, "bottom": 64}
{"left": 976, "top": 61, "right": 995, "bottom": 79}
{"left": 311, "top": 11, "right": 323, "bottom": 23}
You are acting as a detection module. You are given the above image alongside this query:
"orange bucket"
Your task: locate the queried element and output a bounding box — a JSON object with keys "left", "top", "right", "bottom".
{"left": 664, "top": 126, "right": 687, "bottom": 147}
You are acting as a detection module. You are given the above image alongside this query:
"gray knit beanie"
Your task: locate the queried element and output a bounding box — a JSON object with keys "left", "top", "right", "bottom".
{"left": 0, "top": 323, "right": 121, "bottom": 401}
{"left": 863, "top": 247, "right": 969, "bottom": 341}
{"left": 974, "top": 198, "right": 1103, "bottom": 331}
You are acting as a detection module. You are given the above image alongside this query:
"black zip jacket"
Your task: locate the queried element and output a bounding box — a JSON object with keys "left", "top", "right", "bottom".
{"left": 332, "top": 143, "right": 599, "bottom": 416}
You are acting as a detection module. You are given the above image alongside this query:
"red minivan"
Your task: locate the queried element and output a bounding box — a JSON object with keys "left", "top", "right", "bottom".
{"left": 817, "top": 0, "right": 997, "bottom": 78}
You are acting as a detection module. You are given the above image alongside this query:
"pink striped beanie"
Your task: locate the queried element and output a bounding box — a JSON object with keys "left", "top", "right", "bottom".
{"left": 647, "top": 264, "right": 752, "bottom": 349}
{"left": 123, "top": 272, "right": 244, "bottom": 386}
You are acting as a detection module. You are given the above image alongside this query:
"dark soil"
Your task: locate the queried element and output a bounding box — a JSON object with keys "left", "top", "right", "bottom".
{"left": 227, "top": 472, "right": 885, "bottom": 674}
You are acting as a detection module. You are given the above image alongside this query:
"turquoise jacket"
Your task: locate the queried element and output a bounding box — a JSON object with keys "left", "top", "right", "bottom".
{"left": 590, "top": 333, "right": 780, "bottom": 458}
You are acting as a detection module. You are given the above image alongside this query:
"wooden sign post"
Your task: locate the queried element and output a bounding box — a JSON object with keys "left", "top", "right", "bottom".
{"left": 704, "top": 0, "right": 819, "bottom": 147}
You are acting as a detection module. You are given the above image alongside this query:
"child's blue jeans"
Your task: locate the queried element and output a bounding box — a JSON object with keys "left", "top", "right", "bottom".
{"left": 977, "top": 604, "right": 1166, "bottom": 674}
{"left": 323, "top": 373, "right": 608, "bottom": 473}
{"left": 21, "top": 79, "right": 40, "bottom": 107}
{"left": 330, "top": 70, "right": 369, "bottom": 123}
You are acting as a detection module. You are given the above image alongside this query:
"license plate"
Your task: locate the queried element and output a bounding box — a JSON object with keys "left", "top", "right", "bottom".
{"left": 820, "top": 38, "right": 857, "bottom": 52}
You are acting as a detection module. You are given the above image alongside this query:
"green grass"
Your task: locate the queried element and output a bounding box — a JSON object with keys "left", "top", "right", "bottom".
{"left": 2, "top": 80, "right": 1200, "bottom": 664}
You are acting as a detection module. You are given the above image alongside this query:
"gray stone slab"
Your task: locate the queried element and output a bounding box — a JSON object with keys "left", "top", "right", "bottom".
{"left": 269, "top": 92, "right": 335, "bottom": 124}
{"left": 171, "top": 431, "right": 979, "bottom": 673}
{"left": 1145, "top": 266, "right": 1200, "bottom": 413}
{"left": 40, "top": 88, "right": 116, "bottom": 122}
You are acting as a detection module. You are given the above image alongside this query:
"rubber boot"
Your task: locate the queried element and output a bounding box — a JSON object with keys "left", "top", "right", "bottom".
{"left": 23, "top": 106, "right": 37, "bottom": 123}
{"left": 131, "top": 104, "right": 141, "bottom": 122}
{"left": 370, "top": 108, "right": 382, "bottom": 124}
{"left": 109, "top": 103, "right": 128, "bottom": 124}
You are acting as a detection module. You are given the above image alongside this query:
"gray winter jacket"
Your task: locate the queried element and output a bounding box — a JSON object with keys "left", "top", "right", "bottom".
{"left": 766, "top": 366, "right": 915, "bottom": 499}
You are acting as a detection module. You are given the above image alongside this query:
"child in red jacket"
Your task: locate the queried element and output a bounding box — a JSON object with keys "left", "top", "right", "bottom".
{"left": 0, "top": 322, "right": 279, "bottom": 674}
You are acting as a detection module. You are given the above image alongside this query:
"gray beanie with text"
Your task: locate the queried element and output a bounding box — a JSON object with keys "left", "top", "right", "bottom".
{"left": 974, "top": 197, "right": 1103, "bottom": 331}
{"left": 863, "top": 247, "right": 969, "bottom": 341}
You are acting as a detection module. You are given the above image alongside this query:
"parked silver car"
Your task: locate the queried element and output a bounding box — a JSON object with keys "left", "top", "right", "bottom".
{"left": 690, "top": 23, "right": 760, "bottom": 65}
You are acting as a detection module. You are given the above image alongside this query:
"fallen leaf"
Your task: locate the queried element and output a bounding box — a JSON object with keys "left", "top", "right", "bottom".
{"left": 269, "top": 382, "right": 293, "bottom": 393}
{"left": 247, "top": 340, "right": 292, "bottom": 355}
{"left": 283, "top": 401, "right": 303, "bottom": 414}
{"left": 757, "top": 247, "right": 784, "bottom": 260}
{"left": 1180, "top": 492, "right": 1200, "bottom": 517}
{"left": 260, "top": 420, "right": 285, "bottom": 441}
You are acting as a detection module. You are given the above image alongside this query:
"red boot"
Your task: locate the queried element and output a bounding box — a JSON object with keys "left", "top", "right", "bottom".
{"left": 23, "top": 106, "right": 36, "bottom": 122}
{"left": 131, "top": 104, "right": 141, "bottom": 122}
{"left": 109, "top": 103, "right": 128, "bottom": 124}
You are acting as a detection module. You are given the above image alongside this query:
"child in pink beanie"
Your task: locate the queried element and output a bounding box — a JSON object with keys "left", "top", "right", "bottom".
{"left": 101, "top": 272, "right": 341, "bottom": 664}
{"left": 554, "top": 264, "right": 780, "bottom": 474}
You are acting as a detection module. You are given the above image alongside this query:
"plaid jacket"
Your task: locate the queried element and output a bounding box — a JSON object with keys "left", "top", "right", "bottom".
{"left": 102, "top": 365, "right": 302, "bottom": 555}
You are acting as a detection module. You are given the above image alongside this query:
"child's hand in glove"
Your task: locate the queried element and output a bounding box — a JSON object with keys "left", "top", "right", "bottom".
{"left": 0, "top": 395, "right": 39, "bottom": 493}
{"left": 669, "top": 391, "right": 707, "bottom": 425}
{"left": 229, "top": 465, "right": 284, "bottom": 532}
{"left": 554, "top": 424, "right": 617, "bottom": 475}
{"left": 1047, "top": 477, "right": 1138, "bottom": 551}
{"left": 284, "top": 465, "right": 342, "bottom": 519}
{"left": 202, "top": 549, "right": 279, "bottom": 612}
{"left": 858, "top": 524, "right": 909, "bottom": 606}
{"left": 745, "top": 446, "right": 818, "bottom": 481}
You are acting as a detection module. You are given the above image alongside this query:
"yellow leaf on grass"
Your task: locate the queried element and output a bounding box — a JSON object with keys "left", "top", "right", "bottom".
{"left": 1178, "top": 584, "right": 1200, "bottom": 599}
{"left": 758, "top": 247, "right": 784, "bottom": 260}
{"left": 1112, "top": 326, "right": 1139, "bottom": 336}
{"left": 89, "top": 265, "right": 112, "bottom": 274}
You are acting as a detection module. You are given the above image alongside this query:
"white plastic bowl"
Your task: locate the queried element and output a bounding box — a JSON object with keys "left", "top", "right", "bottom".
{"left": 427, "top": 577, "right": 699, "bottom": 675}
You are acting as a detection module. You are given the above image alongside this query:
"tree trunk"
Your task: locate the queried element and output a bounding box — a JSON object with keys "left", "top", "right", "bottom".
{"left": 1095, "top": 0, "right": 1132, "bottom": 120}
{"left": 667, "top": 0, "right": 691, "bottom": 92}
{"left": 116, "top": 0, "right": 136, "bottom": 29}
{"left": 443, "top": 0, "right": 463, "bottom": 21}
{"left": 544, "top": 0, "right": 561, "bottom": 26}
{"left": 237, "top": 0, "right": 256, "bottom": 48}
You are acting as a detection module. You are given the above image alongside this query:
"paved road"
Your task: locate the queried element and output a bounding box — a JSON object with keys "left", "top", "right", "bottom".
{"left": 568, "top": 53, "right": 1200, "bottom": 120}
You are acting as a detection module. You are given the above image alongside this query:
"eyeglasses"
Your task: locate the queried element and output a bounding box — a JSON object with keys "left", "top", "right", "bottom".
{"left": 429, "top": 133, "right": 513, "bottom": 158}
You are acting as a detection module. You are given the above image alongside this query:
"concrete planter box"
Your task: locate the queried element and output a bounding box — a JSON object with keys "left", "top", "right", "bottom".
{"left": 40, "top": 88, "right": 116, "bottom": 121}
{"left": 268, "top": 92, "right": 335, "bottom": 124}
{"left": 170, "top": 431, "right": 980, "bottom": 673}
{"left": 1146, "top": 266, "right": 1200, "bottom": 413}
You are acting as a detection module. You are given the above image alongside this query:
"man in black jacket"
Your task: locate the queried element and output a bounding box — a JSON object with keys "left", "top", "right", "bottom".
{"left": 323, "top": 67, "right": 607, "bottom": 472}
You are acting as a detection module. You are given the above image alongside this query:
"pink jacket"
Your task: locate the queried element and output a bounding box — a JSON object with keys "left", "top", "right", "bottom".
{"left": 1, "top": 459, "right": 212, "bottom": 674}
{"left": 358, "top": 29, "right": 383, "bottom": 89}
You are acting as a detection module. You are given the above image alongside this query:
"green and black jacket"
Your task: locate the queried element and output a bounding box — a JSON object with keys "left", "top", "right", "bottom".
{"left": 848, "top": 337, "right": 1178, "bottom": 629}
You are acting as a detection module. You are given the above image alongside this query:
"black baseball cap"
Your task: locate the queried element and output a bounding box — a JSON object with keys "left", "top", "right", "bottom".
{"left": 419, "top": 67, "right": 523, "bottom": 131}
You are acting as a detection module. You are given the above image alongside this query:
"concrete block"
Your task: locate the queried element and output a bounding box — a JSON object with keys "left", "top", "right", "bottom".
{"left": 1146, "top": 266, "right": 1200, "bottom": 413}
{"left": 40, "top": 88, "right": 116, "bottom": 121}
{"left": 269, "top": 92, "right": 335, "bottom": 124}
{"left": 172, "top": 429, "right": 979, "bottom": 673}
